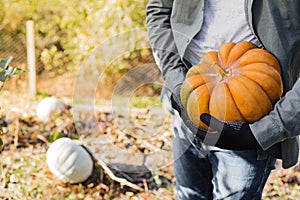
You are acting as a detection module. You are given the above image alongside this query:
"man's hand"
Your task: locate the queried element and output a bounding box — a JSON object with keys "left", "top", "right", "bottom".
{"left": 170, "top": 91, "right": 208, "bottom": 140}
{"left": 200, "top": 113, "right": 262, "bottom": 150}
{"left": 170, "top": 85, "right": 261, "bottom": 150}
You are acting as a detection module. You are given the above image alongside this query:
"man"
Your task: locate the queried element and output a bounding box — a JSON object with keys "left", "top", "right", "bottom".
{"left": 146, "top": 0, "right": 300, "bottom": 199}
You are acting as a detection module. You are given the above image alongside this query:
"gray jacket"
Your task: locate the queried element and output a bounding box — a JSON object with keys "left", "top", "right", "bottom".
{"left": 146, "top": 0, "right": 300, "bottom": 168}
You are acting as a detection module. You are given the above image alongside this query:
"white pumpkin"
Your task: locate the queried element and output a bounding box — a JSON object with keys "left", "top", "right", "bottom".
{"left": 46, "top": 137, "right": 93, "bottom": 183}
{"left": 36, "top": 96, "right": 64, "bottom": 122}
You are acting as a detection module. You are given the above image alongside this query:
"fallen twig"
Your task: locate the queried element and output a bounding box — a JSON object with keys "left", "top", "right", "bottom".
{"left": 97, "top": 158, "right": 144, "bottom": 192}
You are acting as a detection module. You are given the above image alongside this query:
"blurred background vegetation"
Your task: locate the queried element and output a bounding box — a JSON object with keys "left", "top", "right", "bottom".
{"left": 0, "top": 0, "right": 160, "bottom": 98}
{"left": 0, "top": 0, "right": 147, "bottom": 72}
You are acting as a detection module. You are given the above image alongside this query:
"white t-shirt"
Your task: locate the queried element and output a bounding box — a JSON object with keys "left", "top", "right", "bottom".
{"left": 184, "top": 0, "right": 262, "bottom": 65}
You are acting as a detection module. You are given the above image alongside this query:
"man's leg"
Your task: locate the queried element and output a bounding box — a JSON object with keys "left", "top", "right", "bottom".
{"left": 173, "top": 137, "right": 213, "bottom": 200}
{"left": 173, "top": 115, "right": 213, "bottom": 200}
{"left": 208, "top": 149, "right": 276, "bottom": 200}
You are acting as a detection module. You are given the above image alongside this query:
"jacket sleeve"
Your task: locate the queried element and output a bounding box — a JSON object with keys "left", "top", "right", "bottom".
{"left": 146, "top": 0, "right": 188, "bottom": 94}
{"left": 250, "top": 77, "right": 300, "bottom": 150}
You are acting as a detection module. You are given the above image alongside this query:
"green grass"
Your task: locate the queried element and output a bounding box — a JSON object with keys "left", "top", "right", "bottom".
{"left": 130, "top": 96, "right": 161, "bottom": 108}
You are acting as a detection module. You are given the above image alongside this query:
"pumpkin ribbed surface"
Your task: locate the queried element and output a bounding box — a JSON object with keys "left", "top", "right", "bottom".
{"left": 46, "top": 137, "right": 93, "bottom": 183}
{"left": 180, "top": 41, "right": 283, "bottom": 129}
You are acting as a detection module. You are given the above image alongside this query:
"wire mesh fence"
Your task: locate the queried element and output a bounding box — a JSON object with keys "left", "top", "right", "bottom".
{"left": 0, "top": 20, "right": 161, "bottom": 99}
{"left": 0, "top": 24, "right": 43, "bottom": 93}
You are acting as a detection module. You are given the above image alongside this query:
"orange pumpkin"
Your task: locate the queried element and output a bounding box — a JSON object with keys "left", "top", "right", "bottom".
{"left": 180, "top": 41, "right": 283, "bottom": 129}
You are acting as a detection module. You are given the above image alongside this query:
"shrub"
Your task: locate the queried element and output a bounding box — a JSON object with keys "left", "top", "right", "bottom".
{"left": 0, "top": 0, "right": 148, "bottom": 74}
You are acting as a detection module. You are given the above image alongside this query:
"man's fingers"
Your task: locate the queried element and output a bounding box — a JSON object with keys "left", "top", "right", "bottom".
{"left": 200, "top": 113, "right": 211, "bottom": 126}
{"left": 203, "top": 130, "right": 221, "bottom": 146}
{"left": 200, "top": 113, "right": 225, "bottom": 131}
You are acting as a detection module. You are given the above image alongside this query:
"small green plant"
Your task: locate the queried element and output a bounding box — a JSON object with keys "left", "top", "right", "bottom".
{"left": 0, "top": 56, "right": 27, "bottom": 151}
{"left": 0, "top": 56, "right": 27, "bottom": 90}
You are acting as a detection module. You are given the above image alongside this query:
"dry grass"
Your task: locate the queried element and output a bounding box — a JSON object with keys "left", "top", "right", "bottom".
{"left": 1, "top": 92, "right": 300, "bottom": 199}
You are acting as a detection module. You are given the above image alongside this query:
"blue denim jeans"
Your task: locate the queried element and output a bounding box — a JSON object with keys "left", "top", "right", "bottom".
{"left": 173, "top": 115, "right": 276, "bottom": 200}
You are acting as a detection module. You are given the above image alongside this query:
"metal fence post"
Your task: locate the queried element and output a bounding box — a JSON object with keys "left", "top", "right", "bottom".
{"left": 26, "top": 20, "right": 36, "bottom": 97}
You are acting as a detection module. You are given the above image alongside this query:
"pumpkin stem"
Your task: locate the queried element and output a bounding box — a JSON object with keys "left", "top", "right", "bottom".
{"left": 213, "top": 62, "right": 232, "bottom": 80}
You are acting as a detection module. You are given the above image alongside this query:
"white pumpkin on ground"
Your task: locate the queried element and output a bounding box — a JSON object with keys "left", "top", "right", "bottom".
{"left": 36, "top": 96, "right": 64, "bottom": 122}
{"left": 46, "top": 137, "right": 93, "bottom": 183}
